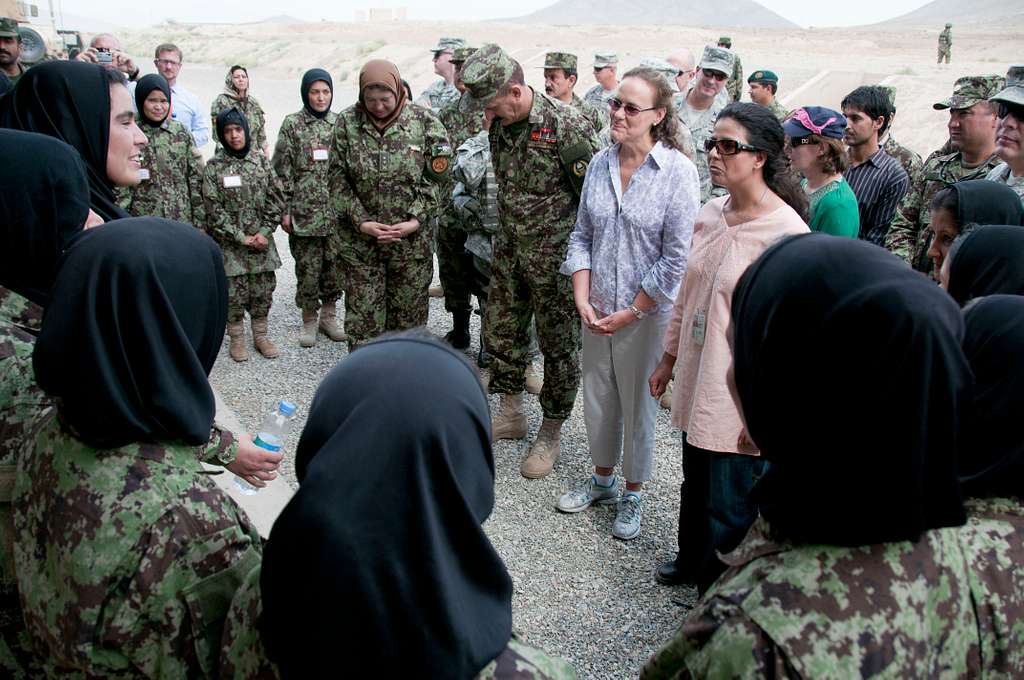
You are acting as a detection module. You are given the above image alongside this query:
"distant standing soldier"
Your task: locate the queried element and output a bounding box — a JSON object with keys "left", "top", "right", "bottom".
{"left": 542, "top": 51, "right": 607, "bottom": 134}
{"left": 416, "top": 37, "right": 464, "bottom": 112}
{"left": 273, "top": 68, "right": 347, "bottom": 348}
{"left": 204, "top": 108, "right": 285, "bottom": 361}
{"left": 717, "top": 36, "right": 743, "bottom": 102}
{"left": 0, "top": 17, "right": 26, "bottom": 85}
{"left": 119, "top": 74, "right": 205, "bottom": 226}
{"left": 460, "top": 44, "right": 601, "bottom": 479}
{"left": 986, "top": 65, "right": 1024, "bottom": 206}
{"left": 211, "top": 65, "right": 269, "bottom": 157}
{"left": 747, "top": 70, "right": 787, "bottom": 121}
{"left": 879, "top": 85, "right": 924, "bottom": 180}
{"left": 584, "top": 52, "right": 619, "bottom": 108}
{"left": 938, "top": 23, "right": 953, "bottom": 64}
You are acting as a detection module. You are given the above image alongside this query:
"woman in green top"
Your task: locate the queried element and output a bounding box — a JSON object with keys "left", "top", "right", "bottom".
{"left": 211, "top": 65, "right": 269, "bottom": 157}
{"left": 784, "top": 106, "right": 859, "bottom": 237}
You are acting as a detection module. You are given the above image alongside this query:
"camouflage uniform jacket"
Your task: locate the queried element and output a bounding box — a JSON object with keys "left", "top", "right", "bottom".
{"left": 640, "top": 517, "right": 982, "bottom": 679}
{"left": 570, "top": 93, "right": 606, "bottom": 134}
{"left": 985, "top": 162, "right": 1024, "bottom": 207}
{"left": 7, "top": 62, "right": 26, "bottom": 87}
{"left": 271, "top": 109, "right": 339, "bottom": 237}
{"left": 417, "top": 78, "right": 461, "bottom": 113}
{"left": 118, "top": 117, "right": 205, "bottom": 227}
{"left": 726, "top": 52, "right": 744, "bottom": 102}
{"left": 882, "top": 134, "right": 924, "bottom": 184}
{"left": 439, "top": 94, "right": 485, "bottom": 151}
{"left": 939, "top": 27, "right": 953, "bottom": 48}
{"left": 583, "top": 83, "right": 615, "bottom": 109}
{"left": 329, "top": 103, "right": 451, "bottom": 262}
{"left": 767, "top": 98, "right": 789, "bottom": 122}
{"left": 0, "top": 287, "right": 46, "bottom": 467}
{"left": 203, "top": 151, "right": 284, "bottom": 277}
{"left": 454, "top": 130, "right": 499, "bottom": 263}
{"left": 884, "top": 150, "right": 1001, "bottom": 271}
{"left": 211, "top": 93, "right": 268, "bottom": 156}
{"left": 676, "top": 92, "right": 728, "bottom": 204}
{"left": 13, "top": 410, "right": 262, "bottom": 678}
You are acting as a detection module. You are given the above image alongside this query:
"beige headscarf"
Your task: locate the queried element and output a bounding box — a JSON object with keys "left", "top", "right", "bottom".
{"left": 357, "top": 59, "right": 407, "bottom": 132}
{"left": 224, "top": 65, "right": 248, "bottom": 101}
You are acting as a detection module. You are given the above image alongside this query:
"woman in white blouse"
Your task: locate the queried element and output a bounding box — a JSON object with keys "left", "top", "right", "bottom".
{"left": 558, "top": 67, "right": 700, "bottom": 540}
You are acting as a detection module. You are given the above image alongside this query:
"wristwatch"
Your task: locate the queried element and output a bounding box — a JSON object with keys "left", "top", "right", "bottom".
{"left": 629, "top": 304, "right": 647, "bottom": 320}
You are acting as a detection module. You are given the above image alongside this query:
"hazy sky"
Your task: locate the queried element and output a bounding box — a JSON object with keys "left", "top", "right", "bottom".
{"left": 57, "top": 0, "right": 935, "bottom": 29}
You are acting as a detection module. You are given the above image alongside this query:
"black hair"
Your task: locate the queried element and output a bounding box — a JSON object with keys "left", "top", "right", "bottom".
{"left": 99, "top": 66, "right": 127, "bottom": 88}
{"left": 931, "top": 186, "right": 959, "bottom": 221}
{"left": 402, "top": 79, "right": 413, "bottom": 100}
{"left": 841, "top": 85, "right": 891, "bottom": 136}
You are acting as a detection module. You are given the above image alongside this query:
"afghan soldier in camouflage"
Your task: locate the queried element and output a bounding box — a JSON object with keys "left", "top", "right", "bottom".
{"left": 416, "top": 37, "right": 465, "bottom": 112}
{"left": 583, "top": 52, "right": 618, "bottom": 109}
{"left": 461, "top": 44, "right": 600, "bottom": 478}
{"left": 0, "top": 18, "right": 26, "bottom": 87}
{"left": 211, "top": 65, "right": 269, "bottom": 157}
{"left": 879, "top": 85, "right": 925, "bottom": 181}
{"left": 986, "top": 65, "right": 1024, "bottom": 207}
{"left": 330, "top": 59, "right": 451, "bottom": 350}
{"left": 541, "top": 51, "right": 606, "bottom": 136}
{"left": 885, "top": 75, "right": 1004, "bottom": 274}
{"left": 717, "top": 36, "right": 743, "bottom": 102}
{"left": 747, "top": 69, "right": 787, "bottom": 121}
{"left": 118, "top": 74, "right": 205, "bottom": 226}
{"left": 204, "top": 108, "right": 285, "bottom": 361}
{"left": 938, "top": 22, "right": 952, "bottom": 64}
{"left": 679, "top": 46, "right": 734, "bottom": 203}
{"left": 274, "top": 68, "right": 347, "bottom": 348}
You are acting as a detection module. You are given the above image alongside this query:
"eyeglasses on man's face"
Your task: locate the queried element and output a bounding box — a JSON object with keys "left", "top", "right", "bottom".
{"left": 702, "top": 69, "right": 727, "bottom": 82}
{"left": 608, "top": 98, "right": 656, "bottom": 117}
{"left": 704, "top": 137, "right": 760, "bottom": 155}
{"left": 155, "top": 58, "right": 181, "bottom": 68}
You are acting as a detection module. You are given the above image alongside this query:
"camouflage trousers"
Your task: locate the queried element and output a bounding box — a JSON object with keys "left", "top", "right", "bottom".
{"left": 937, "top": 47, "right": 951, "bottom": 64}
{"left": 288, "top": 234, "right": 343, "bottom": 311}
{"left": 485, "top": 233, "right": 580, "bottom": 420}
{"left": 437, "top": 212, "right": 475, "bottom": 314}
{"left": 341, "top": 246, "right": 432, "bottom": 348}
{"left": 227, "top": 271, "right": 276, "bottom": 323}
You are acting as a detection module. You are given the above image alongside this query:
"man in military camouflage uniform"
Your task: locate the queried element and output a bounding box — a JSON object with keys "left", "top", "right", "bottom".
{"left": 274, "top": 69, "right": 347, "bottom": 348}
{"left": 717, "top": 36, "right": 743, "bottom": 102}
{"left": 747, "top": 69, "right": 787, "bottom": 121}
{"left": 885, "top": 75, "right": 1004, "bottom": 274}
{"left": 0, "top": 18, "right": 26, "bottom": 86}
{"left": 679, "top": 46, "right": 733, "bottom": 203}
{"left": 583, "top": 52, "right": 618, "bottom": 108}
{"left": 415, "top": 37, "right": 464, "bottom": 113}
{"left": 879, "top": 85, "right": 924, "bottom": 181}
{"left": 541, "top": 51, "right": 606, "bottom": 135}
{"left": 986, "top": 65, "right": 1024, "bottom": 207}
{"left": 938, "top": 23, "right": 952, "bottom": 64}
{"left": 461, "top": 44, "right": 600, "bottom": 479}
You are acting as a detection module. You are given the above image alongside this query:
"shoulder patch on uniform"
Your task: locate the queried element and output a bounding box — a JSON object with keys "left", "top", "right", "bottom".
{"left": 431, "top": 156, "right": 450, "bottom": 174}
{"left": 572, "top": 159, "right": 588, "bottom": 177}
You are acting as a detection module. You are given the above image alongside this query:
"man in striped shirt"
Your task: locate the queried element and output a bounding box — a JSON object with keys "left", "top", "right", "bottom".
{"left": 842, "top": 86, "right": 910, "bottom": 245}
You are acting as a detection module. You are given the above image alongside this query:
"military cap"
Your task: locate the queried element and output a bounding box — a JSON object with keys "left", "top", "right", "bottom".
{"left": 934, "top": 74, "right": 1006, "bottom": 110}
{"left": 699, "top": 46, "right": 735, "bottom": 76}
{"left": 593, "top": 52, "right": 618, "bottom": 68}
{"left": 541, "top": 52, "right": 578, "bottom": 71}
{"left": 747, "top": 70, "right": 779, "bottom": 85}
{"left": 880, "top": 84, "right": 897, "bottom": 106}
{"left": 430, "top": 37, "right": 465, "bottom": 54}
{"left": 461, "top": 43, "right": 516, "bottom": 105}
{"left": 718, "top": 36, "right": 732, "bottom": 47}
{"left": 945, "top": 22, "right": 952, "bottom": 27}
{"left": 450, "top": 46, "right": 477, "bottom": 64}
{"left": 0, "top": 17, "right": 19, "bottom": 39}
{"left": 638, "top": 57, "right": 682, "bottom": 91}
{"left": 990, "top": 65, "right": 1024, "bottom": 107}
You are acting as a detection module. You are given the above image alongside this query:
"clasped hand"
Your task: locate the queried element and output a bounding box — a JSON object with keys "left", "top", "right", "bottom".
{"left": 360, "top": 219, "right": 420, "bottom": 242}
{"left": 578, "top": 302, "right": 635, "bottom": 336}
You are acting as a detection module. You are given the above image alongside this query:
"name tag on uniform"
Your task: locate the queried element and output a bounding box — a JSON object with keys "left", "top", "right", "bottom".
{"left": 137, "top": 168, "right": 150, "bottom": 181}
{"left": 409, "top": 144, "right": 422, "bottom": 153}
{"left": 692, "top": 310, "right": 706, "bottom": 345}
{"left": 313, "top": 149, "right": 329, "bottom": 161}
{"left": 223, "top": 175, "right": 242, "bottom": 188}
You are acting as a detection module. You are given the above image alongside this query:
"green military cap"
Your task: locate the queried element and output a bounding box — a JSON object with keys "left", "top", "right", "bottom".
{"left": 991, "top": 64, "right": 1024, "bottom": 107}
{"left": 934, "top": 74, "right": 1006, "bottom": 110}
{"left": 718, "top": 36, "right": 732, "bottom": 47}
{"left": 430, "top": 37, "right": 465, "bottom": 53}
{"left": 461, "top": 43, "right": 516, "bottom": 105}
{"left": 945, "top": 22, "right": 952, "bottom": 27}
{"left": 747, "top": 70, "right": 779, "bottom": 85}
{"left": 699, "top": 45, "right": 735, "bottom": 76}
{"left": 593, "top": 52, "right": 618, "bottom": 68}
{"left": 541, "top": 52, "right": 577, "bottom": 71}
{"left": 0, "top": 17, "right": 19, "bottom": 38}
{"left": 450, "top": 47, "right": 477, "bottom": 65}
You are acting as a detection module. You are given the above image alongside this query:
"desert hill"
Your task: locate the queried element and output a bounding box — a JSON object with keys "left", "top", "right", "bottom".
{"left": 506, "top": 0, "right": 799, "bottom": 28}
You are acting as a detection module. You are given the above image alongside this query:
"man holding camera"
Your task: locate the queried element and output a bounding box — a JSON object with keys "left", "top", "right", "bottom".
{"left": 74, "top": 33, "right": 140, "bottom": 81}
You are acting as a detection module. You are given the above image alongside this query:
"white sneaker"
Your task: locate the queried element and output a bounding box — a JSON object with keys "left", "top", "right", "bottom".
{"left": 556, "top": 476, "right": 619, "bottom": 513}
{"left": 612, "top": 493, "right": 643, "bottom": 540}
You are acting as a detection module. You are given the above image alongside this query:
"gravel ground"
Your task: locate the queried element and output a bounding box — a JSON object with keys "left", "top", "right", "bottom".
{"left": 210, "top": 230, "right": 698, "bottom": 678}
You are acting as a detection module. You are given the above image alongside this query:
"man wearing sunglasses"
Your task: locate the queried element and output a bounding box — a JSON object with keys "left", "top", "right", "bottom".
{"left": 583, "top": 52, "right": 618, "bottom": 109}
{"left": 678, "top": 46, "right": 734, "bottom": 204}
{"left": 541, "top": 51, "right": 605, "bottom": 135}
{"left": 986, "top": 65, "right": 1024, "bottom": 207}
{"left": 415, "top": 37, "right": 465, "bottom": 113}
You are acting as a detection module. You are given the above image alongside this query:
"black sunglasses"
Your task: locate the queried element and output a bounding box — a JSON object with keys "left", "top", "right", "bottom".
{"left": 608, "top": 98, "right": 657, "bottom": 117}
{"left": 702, "top": 69, "right": 727, "bottom": 82}
{"left": 997, "top": 101, "right": 1024, "bottom": 120}
{"left": 704, "top": 137, "right": 761, "bottom": 155}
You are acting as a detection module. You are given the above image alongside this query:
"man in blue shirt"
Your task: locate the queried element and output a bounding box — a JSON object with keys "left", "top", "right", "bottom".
{"left": 153, "top": 43, "right": 209, "bottom": 147}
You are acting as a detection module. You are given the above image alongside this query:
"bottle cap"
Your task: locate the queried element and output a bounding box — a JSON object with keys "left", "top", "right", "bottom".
{"left": 278, "top": 400, "right": 297, "bottom": 417}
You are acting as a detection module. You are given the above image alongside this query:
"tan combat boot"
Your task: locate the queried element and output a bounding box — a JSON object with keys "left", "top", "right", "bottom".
{"left": 428, "top": 284, "right": 444, "bottom": 298}
{"left": 299, "top": 308, "right": 318, "bottom": 348}
{"left": 227, "top": 321, "right": 248, "bottom": 362}
{"left": 251, "top": 318, "right": 280, "bottom": 359}
{"left": 318, "top": 303, "right": 347, "bottom": 342}
{"left": 521, "top": 417, "right": 563, "bottom": 479}
{"left": 525, "top": 361, "right": 544, "bottom": 395}
{"left": 491, "top": 393, "right": 528, "bottom": 442}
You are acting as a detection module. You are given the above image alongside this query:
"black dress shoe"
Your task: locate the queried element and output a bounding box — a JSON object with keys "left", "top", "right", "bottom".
{"left": 655, "top": 560, "right": 692, "bottom": 586}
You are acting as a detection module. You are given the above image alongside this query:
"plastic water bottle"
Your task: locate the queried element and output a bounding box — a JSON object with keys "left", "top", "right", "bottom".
{"left": 234, "top": 400, "right": 298, "bottom": 495}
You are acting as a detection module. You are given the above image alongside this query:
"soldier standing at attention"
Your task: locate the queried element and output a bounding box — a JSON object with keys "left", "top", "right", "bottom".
{"left": 680, "top": 46, "right": 734, "bottom": 203}
{"left": 879, "top": 85, "right": 924, "bottom": 181}
{"left": 330, "top": 59, "right": 451, "bottom": 351}
{"left": 986, "top": 65, "right": 1024, "bottom": 206}
{"left": 461, "top": 44, "right": 601, "bottom": 479}
{"left": 211, "top": 65, "right": 269, "bottom": 157}
{"left": 747, "top": 70, "right": 787, "bottom": 121}
{"left": 416, "top": 37, "right": 464, "bottom": 113}
{"left": 717, "top": 36, "right": 743, "bottom": 102}
{"left": 583, "top": 52, "right": 619, "bottom": 108}
{"left": 886, "top": 75, "right": 1004, "bottom": 275}
{"left": 119, "top": 74, "right": 205, "bottom": 226}
{"left": 542, "top": 51, "right": 606, "bottom": 134}
{"left": 204, "top": 108, "right": 285, "bottom": 362}
{"left": 938, "top": 23, "right": 953, "bottom": 64}
{"left": 274, "top": 68, "right": 346, "bottom": 349}
{"left": 0, "top": 18, "right": 26, "bottom": 85}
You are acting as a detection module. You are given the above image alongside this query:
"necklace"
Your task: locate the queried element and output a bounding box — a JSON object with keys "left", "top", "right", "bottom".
{"left": 723, "top": 185, "right": 770, "bottom": 223}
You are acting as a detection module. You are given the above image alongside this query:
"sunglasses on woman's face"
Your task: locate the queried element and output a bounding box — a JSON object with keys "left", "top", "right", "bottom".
{"left": 608, "top": 98, "right": 656, "bottom": 117}
{"left": 702, "top": 69, "right": 727, "bottom": 82}
{"left": 704, "top": 137, "right": 760, "bottom": 155}
{"left": 997, "top": 101, "right": 1024, "bottom": 121}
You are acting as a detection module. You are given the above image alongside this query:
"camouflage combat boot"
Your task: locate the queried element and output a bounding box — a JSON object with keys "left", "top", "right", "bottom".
{"left": 521, "top": 417, "right": 563, "bottom": 479}
{"left": 227, "top": 321, "right": 248, "bottom": 362}
{"left": 491, "top": 393, "right": 527, "bottom": 442}
{"left": 299, "top": 308, "right": 318, "bottom": 348}
{"left": 318, "top": 303, "right": 347, "bottom": 342}
{"left": 251, "top": 318, "right": 280, "bottom": 359}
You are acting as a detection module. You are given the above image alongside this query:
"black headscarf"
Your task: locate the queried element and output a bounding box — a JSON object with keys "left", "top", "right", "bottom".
{"left": 260, "top": 336, "right": 513, "bottom": 679}
{"left": 951, "top": 179, "right": 1024, "bottom": 230}
{"left": 0, "top": 60, "right": 130, "bottom": 222}
{"left": 300, "top": 68, "right": 333, "bottom": 119}
{"left": 134, "top": 73, "right": 171, "bottom": 127}
{"left": 215, "top": 107, "right": 251, "bottom": 160}
{"left": 732, "top": 233, "right": 969, "bottom": 546}
{"left": 960, "top": 295, "right": 1024, "bottom": 498}
{"left": 33, "top": 218, "right": 228, "bottom": 449}
{"left": 0, "top": 129, "right": 90, "bottom": 307}
{"left": 947, "top": 225, "right": 1024, "bottom": 306}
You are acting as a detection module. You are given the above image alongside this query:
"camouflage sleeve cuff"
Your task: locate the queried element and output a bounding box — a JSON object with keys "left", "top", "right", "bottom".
{"left": 201, "top": 426, "right": 238, "bottom": 467}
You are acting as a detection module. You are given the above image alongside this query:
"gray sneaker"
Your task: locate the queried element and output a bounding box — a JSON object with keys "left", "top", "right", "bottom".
{"left": 556, "top": 476, "right": 619, "bottom": 513}
{"left": 612, "top": 493, "right": 643, "bottom": 540}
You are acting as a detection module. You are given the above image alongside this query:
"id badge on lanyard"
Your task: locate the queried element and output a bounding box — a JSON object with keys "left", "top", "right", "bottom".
{"left": 692, "top": 310, "right": 707, "bottom": 345}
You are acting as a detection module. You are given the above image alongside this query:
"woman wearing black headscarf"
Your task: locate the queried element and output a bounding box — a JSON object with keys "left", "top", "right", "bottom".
{"left": 218, "top": 336, "right": 576, "bottom": 679}
{"left": 926, "top": 179, "right": 1024, "bottom": 277}
{"left": 119, "top": 73, "right": 205, "bottom": 226}
{"left": 13, "top": 218, "right": 262, "bottom": 678}
{"left": 643, "top": 234, "right": 978, "bottom": 678}
{"left": 943, "top": 225, "right": 1024, "bottom": 305}
{"left": 0, "top": 60, "right": 145, "bottom": 222}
